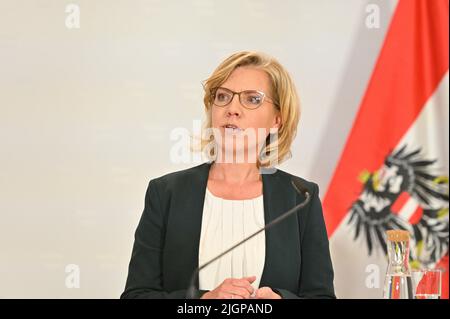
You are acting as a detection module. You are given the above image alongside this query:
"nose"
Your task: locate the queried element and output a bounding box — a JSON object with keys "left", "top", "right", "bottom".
{"left": 226, "top": 94, "right": 242, "bottom": 117}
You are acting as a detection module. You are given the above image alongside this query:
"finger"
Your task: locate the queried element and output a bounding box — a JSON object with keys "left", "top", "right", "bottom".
{"left": 257, "top": 287, "right": 281, "bottom": 299}
{"left": 230, "top": 279, "right": 255, "bottom": 294}
{"left": 255, "top": 287, "right": 271, "bottom": 299}
{"left": 232, "top": 286, "right": 252, "bottom": 299}
{"left": 219, "top": 292, "right": 244, "bottom": 299}
{"left": 224, "top": 286, "right": 252, "bottom": 299}
{"left": 242, "top": 276, "right": 257, "bottom": 283}
{"left": 223, "top": 276, "right": 255, "bottom": 285}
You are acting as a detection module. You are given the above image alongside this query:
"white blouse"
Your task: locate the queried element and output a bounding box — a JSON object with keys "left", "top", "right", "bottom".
{"left": 198, "top": 188, "right": 266, "bottom": 292}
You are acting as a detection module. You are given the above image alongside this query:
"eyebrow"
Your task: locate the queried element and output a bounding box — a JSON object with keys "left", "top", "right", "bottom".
{"left": 219, "top": 86, "right": 261, "bottom": 92}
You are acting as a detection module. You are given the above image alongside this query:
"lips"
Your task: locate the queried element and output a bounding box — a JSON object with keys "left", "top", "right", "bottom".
{"left": 222, "top": 124, "right": 243, "bottom": 133}
{"left": 223, "top": 124, "right": 239, "bottom": 129}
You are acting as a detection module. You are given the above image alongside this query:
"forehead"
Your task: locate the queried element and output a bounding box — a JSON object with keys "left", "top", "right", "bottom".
{"left": 221, "top": 67, "right": 270, "bottom": 92}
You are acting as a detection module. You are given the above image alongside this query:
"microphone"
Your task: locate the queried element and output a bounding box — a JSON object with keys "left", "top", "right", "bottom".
{"left": 186, "top": 178, "right": 311, "bottom": 299}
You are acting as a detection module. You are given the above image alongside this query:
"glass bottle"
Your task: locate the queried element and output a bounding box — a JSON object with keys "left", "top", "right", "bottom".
{"left": 383, "top": 230, "right": 414, "bottom": 299}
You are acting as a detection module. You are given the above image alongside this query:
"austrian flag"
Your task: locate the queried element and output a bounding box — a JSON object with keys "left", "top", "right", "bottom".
{"left": 324, "top": 0, "right": 449, "bottom": 298}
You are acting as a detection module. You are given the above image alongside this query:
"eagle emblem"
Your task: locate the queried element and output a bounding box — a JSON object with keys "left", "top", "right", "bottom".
{"left": 348, "top": 144, "right": 449, "bottom": 268}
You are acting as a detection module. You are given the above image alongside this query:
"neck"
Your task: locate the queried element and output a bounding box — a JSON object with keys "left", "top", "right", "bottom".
{"left": 209, "top": 162, "right": 261, "bottom": 184}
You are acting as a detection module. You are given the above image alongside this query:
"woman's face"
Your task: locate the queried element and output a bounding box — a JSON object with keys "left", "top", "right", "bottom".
{"left": 211, "top": 66, "right": 281, "bottom": 163}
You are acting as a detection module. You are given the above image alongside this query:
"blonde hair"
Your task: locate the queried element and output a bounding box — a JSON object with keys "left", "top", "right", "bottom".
{"left": 200, "top": 51, "right": 300, "bottom": 168}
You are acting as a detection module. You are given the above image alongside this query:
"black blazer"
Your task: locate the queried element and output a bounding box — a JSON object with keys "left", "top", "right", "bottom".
{"left": 121, "top": 162, "right": 335, "bottom": 299}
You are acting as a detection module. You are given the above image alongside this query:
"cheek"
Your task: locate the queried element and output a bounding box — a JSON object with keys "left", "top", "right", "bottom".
{"left": 249, "top": 110, "right": 276, "bottom": 130}
{"left": 211, "top": 107, "right": 222, "bottom": 127}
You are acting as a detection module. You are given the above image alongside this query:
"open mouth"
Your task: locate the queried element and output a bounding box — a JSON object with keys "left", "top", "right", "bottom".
{"left": 222, "top": 124, "right": 243, "bottom": 133}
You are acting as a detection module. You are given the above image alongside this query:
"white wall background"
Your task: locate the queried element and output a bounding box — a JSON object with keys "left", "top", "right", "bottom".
{"left": 0, "top": 0, "right": 397, "bottom": 298}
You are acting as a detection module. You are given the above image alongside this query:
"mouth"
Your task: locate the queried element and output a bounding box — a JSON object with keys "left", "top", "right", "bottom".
{"left": 222, "top": 124, "right": 243, "bottom": 133}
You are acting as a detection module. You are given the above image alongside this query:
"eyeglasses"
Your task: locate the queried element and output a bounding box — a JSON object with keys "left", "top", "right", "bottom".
{"left": 210, "top": 87, "right": 277, "bottom": 110}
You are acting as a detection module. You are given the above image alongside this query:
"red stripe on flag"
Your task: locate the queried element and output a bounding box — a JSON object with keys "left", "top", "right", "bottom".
{"left": 437, "top": 255, "right": 449, "bottom": 298}
{"left": 391, "top": 191, "right": 411, "bottom": 215}
{"left": 323, "top": 0, "right": 449, "bottom": 237}
{"left": 408, "top": 205, "right": 423, "bottom": 225}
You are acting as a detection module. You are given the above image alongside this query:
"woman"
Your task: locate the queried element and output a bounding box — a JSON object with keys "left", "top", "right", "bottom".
{"left": 121, "top": 51, "right": 335, "bottom": 299}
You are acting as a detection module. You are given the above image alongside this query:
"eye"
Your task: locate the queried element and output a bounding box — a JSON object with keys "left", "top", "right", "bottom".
{"left": 217, "top": 93, "right": 228, "bottom": 101}
{"left": 213, "top": 88, "right": 232, "bottom": 104}
{"left": 246, "top": 94, "right": 262, "bottom": 105}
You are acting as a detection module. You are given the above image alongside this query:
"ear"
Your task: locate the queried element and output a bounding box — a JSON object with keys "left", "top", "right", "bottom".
{"left": 271, "top": 113, "right": 282, "bottom": 130}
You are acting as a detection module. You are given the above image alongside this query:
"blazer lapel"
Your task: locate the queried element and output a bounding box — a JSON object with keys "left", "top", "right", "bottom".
{"left": 163, "top": 161, "right": 212, "bottom": 291}
{"left": 186, "top": 162, "right": 212, "bottom": 287}
{"left": 259, "top": 169, "right": 300, "bottom": 290}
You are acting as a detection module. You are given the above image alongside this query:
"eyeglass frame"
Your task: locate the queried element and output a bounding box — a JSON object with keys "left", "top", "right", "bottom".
{"left": 209, "top": 86, "right": 279, "bottom": 110}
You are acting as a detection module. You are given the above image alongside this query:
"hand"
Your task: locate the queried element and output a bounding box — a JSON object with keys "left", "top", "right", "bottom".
{"left": 201, "top": 276, "right": 256, "bottom": 299}
{"left": 253, "top": 287, "right": 282, "bottom": 299}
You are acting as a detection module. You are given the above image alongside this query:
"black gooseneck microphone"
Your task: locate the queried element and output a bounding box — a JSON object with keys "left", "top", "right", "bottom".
{"left": 186, "top": 178, "right": 311, "bottom": 299}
